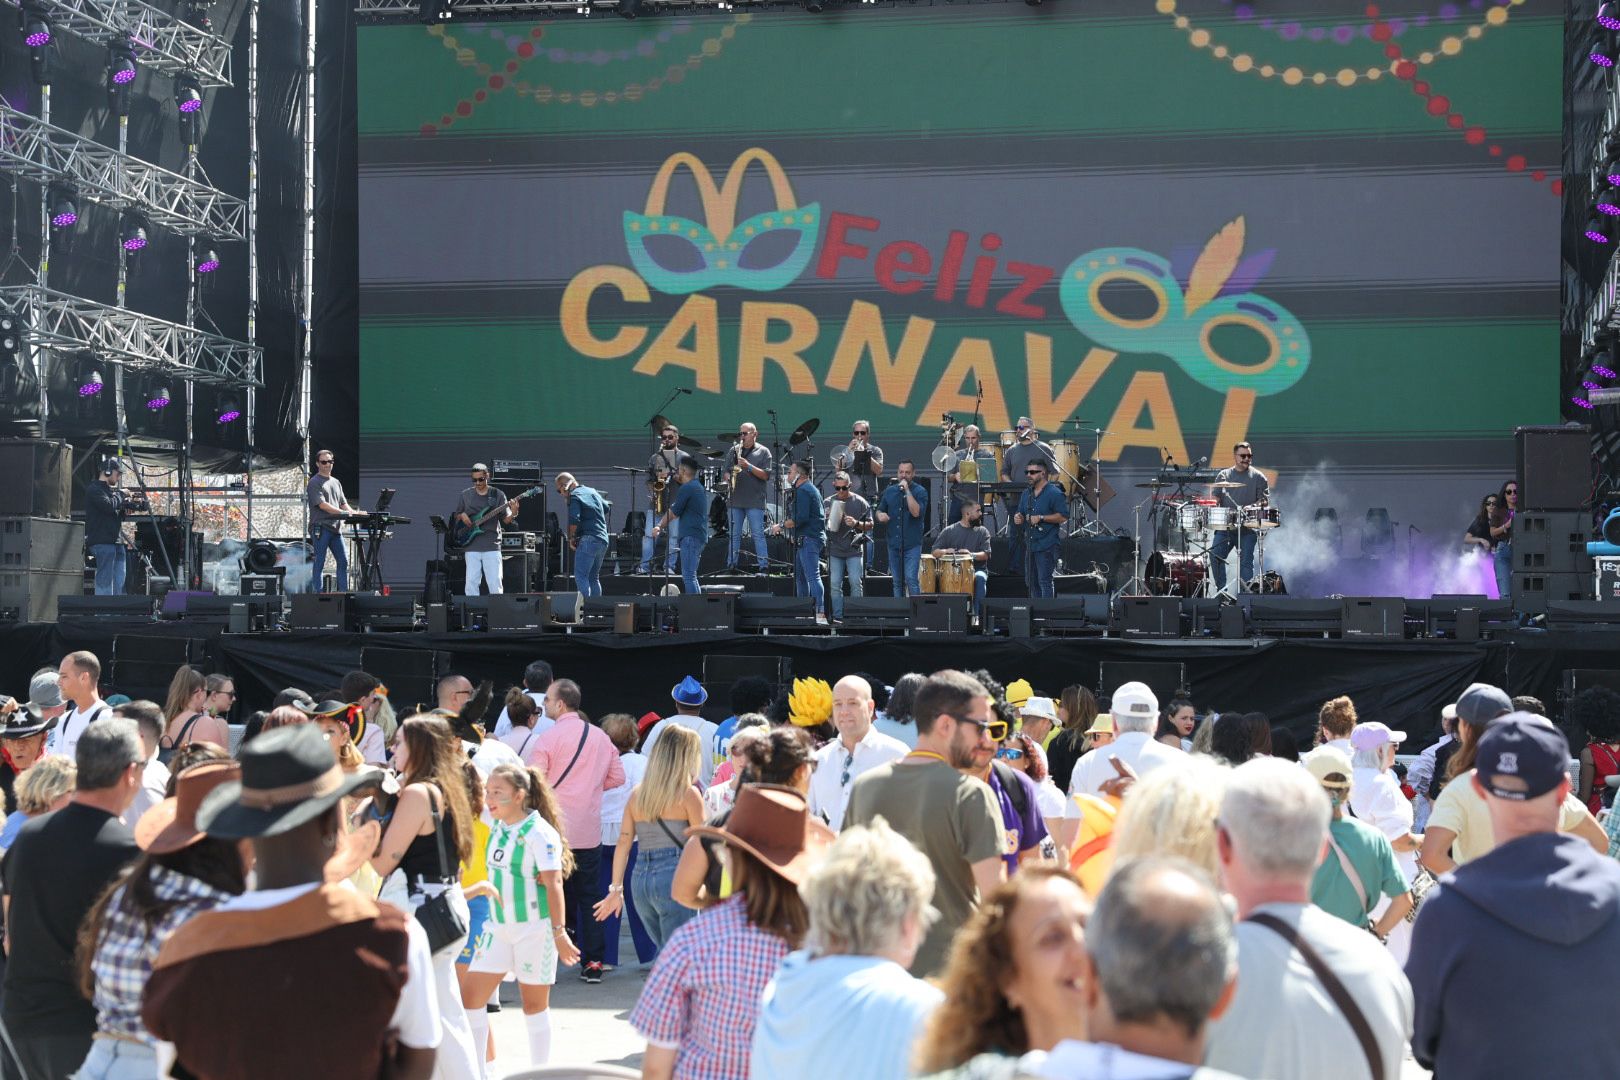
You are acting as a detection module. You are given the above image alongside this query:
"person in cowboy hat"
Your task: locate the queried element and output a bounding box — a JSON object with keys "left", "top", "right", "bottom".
{"left": 640, "top": 676, "right": 720, "bottom": 785}
{"left": 75, "top": 760, "right": 248, "bottom": 1078}
{"left": 143, "top": 725, "right": 441, "bottom": 1080}
{"left": 1, "top": 680, "right": 60, "bottom": 812}
{"left": 630, "top": 784, "right": 833, "bottom": 1080}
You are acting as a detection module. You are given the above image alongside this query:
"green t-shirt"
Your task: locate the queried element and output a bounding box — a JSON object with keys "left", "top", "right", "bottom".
{"left": 1310, "top": 816, "right": 1408, "bottom": 927}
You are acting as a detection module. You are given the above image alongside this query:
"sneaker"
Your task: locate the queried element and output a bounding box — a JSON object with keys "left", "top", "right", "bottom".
{"left": 581, "top": 961, "right": 604, "bottom": 984}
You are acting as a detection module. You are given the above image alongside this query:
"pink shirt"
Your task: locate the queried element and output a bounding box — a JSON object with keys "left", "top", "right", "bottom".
{"left": 528, "top": 712, "right": 624, "bottom": 848}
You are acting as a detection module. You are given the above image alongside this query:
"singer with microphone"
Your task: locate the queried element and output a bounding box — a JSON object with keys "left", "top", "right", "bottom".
{"left": 1207, "top": 441, "right": 1270, "bottom": 593}
{"left": 1014, "top": 458, "right": 1067, "bottom": 598}
{"left": 875, "top": 460, "right": 928, "bottom": 597}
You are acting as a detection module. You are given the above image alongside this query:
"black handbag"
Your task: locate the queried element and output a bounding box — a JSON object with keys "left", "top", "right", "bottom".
{"left": 413, "top": 789, "right": 469, "bottom": 954}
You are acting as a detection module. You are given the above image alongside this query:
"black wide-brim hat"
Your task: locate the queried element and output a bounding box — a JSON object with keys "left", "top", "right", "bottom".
{"left": 196, "top": 723, "right": 372, "bottom": 839}
{"left": 1, "top": 703, "right": 56, "bottom": 739}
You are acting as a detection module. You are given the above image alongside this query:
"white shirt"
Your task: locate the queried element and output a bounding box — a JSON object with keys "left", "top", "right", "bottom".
{"left": 808, "top": 726, "right": 909, "bottom": 831}
{"left": 499, "top": 724, "right": 547, "bottom": 762}
{"left": 1324, "top": 737, "right": 1354, "bottom": 757}
{"left": 492, "top": 691, "right": 548, "bottom": 739}
{"left": 1068, "top": 731, "right": 1184, "bottom": 798}
{"left": 214, "top": 882, "right": 442, "bottom": 1050}
{"left": 642, "top": 713, "right": 720, "bottom": 785}
{"left": 1409, "top": 734, "right": 1452, "bottom": 831}
{"left": 1350, "top": 766, "right": 1417, "bottom": 880}
{"left": 356, "top": 723, "right": 388, "bottom": 767}
{"left": 465, "top": 737, "right": 521, "bottom": 780}
{"left": 1204, "top": 901, "right": 1413, "bottom": 1080}
{"left": 53, "top": 699, "right": 109, "bottom": 763}
{"left": 124, "top": 756, "right": 171, "bottom": 829}
{"left": 601, "top": 751, "right": 646, "bottom": 836}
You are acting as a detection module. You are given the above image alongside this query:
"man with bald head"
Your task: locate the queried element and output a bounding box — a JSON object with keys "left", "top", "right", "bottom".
{"left": 557, "top": 472, "right": 610, "bottom": 597}
{"left": 809, "top": 675, "right": 908, "bottom": 830}
{"left": 725, "top": 422, "right": 773, "bottom": 572}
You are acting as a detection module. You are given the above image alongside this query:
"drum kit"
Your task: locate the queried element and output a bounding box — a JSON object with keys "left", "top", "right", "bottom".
{"left": 930, "top": 416, "right": 1117, "bottom": 538}
{"left": 1134, "top": 468, "right": 1283, "bottom": 598}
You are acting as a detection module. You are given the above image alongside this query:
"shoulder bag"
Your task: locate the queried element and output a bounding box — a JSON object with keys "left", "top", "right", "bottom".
{"left": 412, "top": 787, "right": 469, "bottom": 954}
{"left": 1327, "top": 833, "right": 1373, "bottom": 923}
{"left": 1247, "top": 911, "right": 1387, "bottom": 1080}
{"left": 550, "top": 719, "right": 592, "bottom": 789}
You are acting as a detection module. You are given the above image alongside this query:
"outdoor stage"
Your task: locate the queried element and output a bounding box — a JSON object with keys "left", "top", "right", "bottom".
{"left": 5, "top": 617, "right": 1617, "bottom": 751}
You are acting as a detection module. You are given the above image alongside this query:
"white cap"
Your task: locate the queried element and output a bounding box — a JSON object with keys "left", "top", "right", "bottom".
{"left": 1021, "top": 696, "right": 1058, "bottom": 723}
{"left": 1110, "top": 681, "right": 1160, "bottom": 723}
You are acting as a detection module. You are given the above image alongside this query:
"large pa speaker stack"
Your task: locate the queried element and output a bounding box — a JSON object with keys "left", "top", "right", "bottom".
{"left": 1515, "top": 425, "right": 1591, "bottom": 512}
{"left": 0, "top": 440, "right": 71, "bottom": 518}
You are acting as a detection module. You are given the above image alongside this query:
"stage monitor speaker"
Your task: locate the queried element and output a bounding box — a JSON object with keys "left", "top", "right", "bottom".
{"left": 1117, "top": 596, "right": 1182, "bottom": 638}
{"left": 614, "top": 602, "right": 636, "bottom": 634}
{"left": 0, "top": 440, "right": 71, "bottom": 518}
{"left": 1100, "top": 661, "right": 1187, "bottom": 703}
{"left": 679, "top": 593, "right": 735, "bottom": 632}
{"left": 113, "top": 634, "right": 206, "bottom": 698}
{"left": 544, "top": 591, "right": 583, "bottom": 626}
{"left": 289, "top": 592, "right": 352, "bottom": 631}
{"left": 738, "top": 595, "right": 816, "bottom": 632}
{"left": 56, "top": 595, "right": 156, "bottom": 620}
{"left": 426, "top": 602, "right": 450, "bottom": 634}
{"left": 839, "top": 597, "right": 911, "bottom": 633}
{"left": 355, "top": 593, "right": 417, "bottom": 631}
{"left": 911, "top": 594, "right": 971, "bottom": 633}
{"left": 985, "top": 597, "right": 1102, "bottom": 636}
{"left": 487, "top": 594, "right": 545, "bottom": 631}
{"left": 1249, "top": 598, "right": 1342, "bottom": 636}
{"left": 360, "top": 646, "right": 446, "bottom": 711}
{"left": 1545, "top": 599, "right": 1620, "bottom": 627}
{"left": 185, "top": 594, "right": 277, "bottom": 630}
{"left": 503, "top": 552, "right": 542, "bottom": 594}
{"left": 0, "top": 516, "right": 84, "bottom": 573}
{"left": 1515, "top": 425, "right": 1591, "bottom": 511}
{"left": 1341, "top": 597, "right": 1405, "bottom": 641}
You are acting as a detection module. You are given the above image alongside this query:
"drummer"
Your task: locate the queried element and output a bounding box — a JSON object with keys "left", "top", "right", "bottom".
{"left": 947, "top": 425, "right": 1000, "bottom": 525}
{"left": 1208, "top": 441, "right": 1271, "bottom": 593}
{"left": 932, "top": 500, "right": 993, "bottom": 618}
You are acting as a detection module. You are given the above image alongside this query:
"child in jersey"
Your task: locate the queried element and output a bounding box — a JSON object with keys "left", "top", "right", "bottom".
{"left": 461, "top": 763, "right": 580, "bottom": 1071}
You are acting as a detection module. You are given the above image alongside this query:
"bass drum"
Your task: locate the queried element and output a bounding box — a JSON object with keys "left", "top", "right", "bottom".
{"left": 1145, "top": 551, "right": 1208, "bottom": 597}
{"left": 1048, "top": 439, "right": 1084, "bottom": 492}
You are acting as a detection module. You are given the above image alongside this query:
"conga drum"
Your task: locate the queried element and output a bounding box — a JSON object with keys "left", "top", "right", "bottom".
{"left": 917, "top": 554, "right": 939, "bottom": 594}
{"left": 937, "top": 554, "right": 976, "bottom": 595}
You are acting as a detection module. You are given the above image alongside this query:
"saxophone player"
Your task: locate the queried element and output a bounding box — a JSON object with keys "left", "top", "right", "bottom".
{"left": 639, "top": 424, "right": 683, "bottom": 575}
{"left": 725, "top": 422, "right": 773, "bottom": 573}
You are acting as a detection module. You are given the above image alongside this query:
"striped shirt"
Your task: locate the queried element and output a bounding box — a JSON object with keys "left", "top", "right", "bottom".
{"left": 486, "top": 810, "right": 562, "bottom": 925}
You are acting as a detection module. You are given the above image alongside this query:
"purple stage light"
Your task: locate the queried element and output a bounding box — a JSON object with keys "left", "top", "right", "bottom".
{"left": 51, "top": 210, "right": 76, "bottom": 228}
{"left": 146, "top": 394, "right": 170, "bottom": 411}
{"left": 121, "top": 235, "right": 146, "bottom": 251}
{"left": 1601, "top": 2, "right": 1620, "bottom": 28}
{"left": 178, "top": 97, "right": 202, "bottom": 113}
{"left": 1585, "top": 380, "right": 1604, "bottom": 391}
{"left": 197, "top": 256, "right": 219, "bottom": 273}
{"left": 1600, "top": 201, "right": 1620, "bottom": 216}
{"left": 1572, "top": 395, "right": 1595, "bottom": 409}
{"left": 1594, "top": 364, "right": 1617, "bottom": 378}
{"left": 1589, "top": 228, "right": 1612, "bottom": 243}
{"left": 112, "top": 67, "right": 136, "bottom": 85}
{"left": 217, "top": 408, "right": 240, "bottom": 423}
{"left": 78, "top": 380, "right": 103, "bottom": 397}
{"left": 24, "top": 28, "right": 49, "bottom": 47}
{"left": 1593, "top": 51, "right": 1616, "bottom": 67}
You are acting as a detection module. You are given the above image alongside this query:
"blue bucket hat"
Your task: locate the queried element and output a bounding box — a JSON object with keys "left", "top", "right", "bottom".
{"left": 671, "top": 676, "right": 708, "bottom": 708}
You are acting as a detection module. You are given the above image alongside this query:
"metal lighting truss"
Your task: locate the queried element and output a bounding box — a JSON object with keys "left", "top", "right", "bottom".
{"left": 357, "top": 0, "right": 692, "bottom": 16}
{"left": 0, "top": 104, "right": 245, "bottom": 241}
{"left": 0, "top": 284, "right": 261, "bottom": 386}
{"left": 2, "top": 0, "right": 234, "bottom": 86}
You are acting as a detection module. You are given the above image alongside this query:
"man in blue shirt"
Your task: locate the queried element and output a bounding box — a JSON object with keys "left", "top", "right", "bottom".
{"left": 1015, "top": 457, "right": 1067, "bottom": 598}
{"left": 652, "top": 455, "right": 709, "bottom": 594}
{"left": 558, "top": 472, "right": 611, "bottom": 598}
{"left": 772, "top": 460, "right": 827, "bottom": 623}
{"left": 876, "top": 460, "right": 928, "bottom": 597}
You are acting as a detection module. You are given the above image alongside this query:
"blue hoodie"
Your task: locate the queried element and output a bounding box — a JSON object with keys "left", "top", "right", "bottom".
{"left": 1406, "top": 832, "right": 1620, "bottom": 1078}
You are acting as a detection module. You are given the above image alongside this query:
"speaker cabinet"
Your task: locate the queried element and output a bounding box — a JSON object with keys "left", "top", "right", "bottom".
{"left": 678, "top": 593, "right": 735, "bottom": 631}
{"left": 544, "top": 591, "right": 583, "bottom": 626}
{"left": 0, "top": 440, "right": 71, "bottom": 518}
{"left": 911, "top": 594, "right": 971, "bottom": 633}
{"left": 290, "top": 592, "right": 352, "bottom": 631}
{"left": 1341, "top": 597, "right": 1405, "bottom": 641}
{"left": 1118, "top": 596, "right": 1182, "bottom": 638}
{"left": 1515, "top": 425, "right": 1591, "bottom": 511}
{"left": 487, "top": 594, "right": 545, "bottom": 631}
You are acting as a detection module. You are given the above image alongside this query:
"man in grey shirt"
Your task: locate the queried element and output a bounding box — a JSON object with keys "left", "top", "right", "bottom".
{"left": 725, "top": 422, "right": 774, "bottom": 573}
{"left": 640, "top": 425, "right": 683, "bottom": 574}
{"left": 1208, "top": 441, "right": 1271, "bottom": 593}
{"left": 931, "top": 500, "right": 992, "bottom": 616}
{"left": 1000, "top": 417, "right": 1056, "bottom": 578}
{"left": 454, "top": 462, "right": 518, "bottom": 595}
{"left": 305, "top": 450, "right": 365, "bottom": 592}
{"left": 824, "top": 470, "right": 873, "bottom": 624}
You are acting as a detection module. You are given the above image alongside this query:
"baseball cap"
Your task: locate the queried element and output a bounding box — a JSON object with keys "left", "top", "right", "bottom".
{"left": 1349, "top": 722, "right": 1407, "bottom": 753}
{"left": 1303, "top": 745, "right": 1354, "bottom": 788}
{"left": 1005, "top": 679, "right": 1034, "bottom": 710}
{"left": 1456, "top": 684, "right": 1513, "bottom": 727}
{"left": 1474, "top": 714, "right": 1571, "bottom": 801}
{"left": 1109, "top": 681, "right": 1159, "bottom": 724}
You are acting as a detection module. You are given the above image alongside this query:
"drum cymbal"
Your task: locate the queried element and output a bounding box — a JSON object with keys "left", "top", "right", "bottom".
{"left": 1208, "top": 480, "right": 1244, "bottom": 489}
{"left": 648, "top": 414, "right": 671, "bottom": 432}
{"left": 1136, "top": 479, "right": 1177, "bottom": 488}
{"left": 789, "top": 417, "right": 821, "bottom": 445}
{"left": 677, "top": 434, "right": 703, "bottom": 449}
{"left": 716, "top": 432, "right": 740, "bottom": 443}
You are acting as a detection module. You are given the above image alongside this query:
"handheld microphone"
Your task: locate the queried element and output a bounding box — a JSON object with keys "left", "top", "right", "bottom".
{"left": 1195, "top": 455, "right": 1209, "bottom": 468}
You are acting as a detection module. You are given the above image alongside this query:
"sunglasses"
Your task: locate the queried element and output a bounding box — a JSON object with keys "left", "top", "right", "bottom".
{"left": 949, "top": 714, "right": 1009, "bottom": 742}
{"left": 995, "top": 747, "right": 1026, "bottom": 761}
{"left": 1025, "top": 470, "right": 1042, "bottom": 475}
{"left": 317, "top": 459, "right": 333, "bottom": 465}
{"left": 834, "top": 485, "right": 849, "bottom": 492}
{"left": 1237, "top": 454, "right": 1253, "bottom": 459}
{"left": 1505, "top": 488, "right": 1518, "bottom": 494}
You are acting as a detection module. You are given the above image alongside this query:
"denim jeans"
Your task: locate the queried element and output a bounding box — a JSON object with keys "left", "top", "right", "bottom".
{"left": 310, "top": 523, "right": 347, "bottom": 591}
{"left": 631, "top": 845, "right": 697, "bottom": 951}
{"left": 1026, "top": 546, "right": 1058, "bottom": 598}
{"left": 574, "top": 536, "right": 607, "bottom": 597}
{"left": 828, "top": 552, "right": 864, "bottom": 621}
{"left": 73, "top": 1036, "right": 157, "bottom": 1079}
{"left": 679, "top": 533, "right": 704, "bottom": 594}
{"left": 728, "top": 506, "right": 768, "bottom": 570}
{"left": 640, "top": 518, "right": 678, "bottom": 574}
{"left": 1210, "top": 528, "right": 1258, "bottom": 590}
{"left": 889, "top": 544, "right": 922, "bottom": 597}
{"left": 598, "top": 840, "right": 657, "bottom": 965}
{"left": 90, "top": 544, "right": 126, "bottom": 596}
{"left": 971, "top": 568, "right": 988, "bottom": 615}
{"left": 795, "top": 537, "right": 826, "bottom": 614}
{"left": 464, "top": 549, "right": 502, "bottom": 595}
{"left": 1494, "top": 541, "right": 1513, "bottom": 602}
{"left": 564, "top": 844, "right": 605, "bottom": 965}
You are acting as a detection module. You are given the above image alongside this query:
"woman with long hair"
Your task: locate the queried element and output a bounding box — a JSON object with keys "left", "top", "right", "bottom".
{"left": 916, "top": 866, "right": 1092, "bottom": 1075}
{"left": 1464, "top": 492, "right": 1498, "bottom": 553}
{"left": 629, "top": 784, "right": 831, "bottom": 1080}
{"left": 74, "top": 761, "right": 247, "bottom": 1077}
{"left": 160, "top": 666, "right": 227, "bottom": 756}
{"left": 594, "top": 725, "right": 706, "bottom": 950}
{"left": 1046, "top": 685, "right": 1097, "bottom": 794}
{"left": 370, "top": 715, "right": 481, "bottom": 1080}
{"left": 202, "top": 674, "right": 236, "bottom": 723}
{"left": 1488, "top": 479, "right": 1517, "bottom": 600}
{"left": 1155, "top": 698, "right": 1196, "bottom": 749}
{"left": 461, "top": 763, "right": 580, "bottom": 1072}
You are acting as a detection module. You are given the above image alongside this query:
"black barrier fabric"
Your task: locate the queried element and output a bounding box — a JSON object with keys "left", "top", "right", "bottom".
{"left": 12, "top": 621, "right": 1611, "bottom": 750}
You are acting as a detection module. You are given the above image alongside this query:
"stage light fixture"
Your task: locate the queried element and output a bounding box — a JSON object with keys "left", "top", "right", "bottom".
{"left": 48, "top": 184, "right": 78, "bottom": 229}
{"left": 216, "top": 395, "right": 241, "bottom": 424}
{"left": 1595, "top": 361, "right": 1618, "bottom": 379}
{"left": 107, "top": 36, "right": 137, "bottom": 113}
{"left": 145, "top": 383, "right": 171, "bottom": 411}
{"left": 1587, "top": 214, "right": 1612, "bottom": 244}
{"left": 176, "top": 74, "right": 203, "bottom": 142}
{"left": 1593, "top": 43, "right": 1618, "bottom": 67}
{"left": 1603, "top": 2, "right": 1620, "bottom": 30}
{"left": 120, "top": 216, "right": 149, "bottom": 252}
{"left": 1600, "top": 187, "right": 1620, "bottom": 216}
{"left": 196, "top": 248, "right": 220, "bottom": 274}
{"left": 20, "top": 4, "right": 54, "bottom": 84}
{"left": 1573, "top": 393, "right": 1594, "bottom": 410}
{"left": 75, "top": 356, "right": 104, "bottom": 398}
{"left": 617, "top": 0, "right": 641, "bottom": 18}
{"left": 0, "top": 311, "right": 16, "bottom": 356}
{"left": 418, "top": 0, "right": 454, "bottom": 23}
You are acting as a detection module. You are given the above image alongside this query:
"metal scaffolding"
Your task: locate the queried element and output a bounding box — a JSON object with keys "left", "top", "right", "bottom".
{"left": 1, "top": 0, "right": 235, "bottom": 86}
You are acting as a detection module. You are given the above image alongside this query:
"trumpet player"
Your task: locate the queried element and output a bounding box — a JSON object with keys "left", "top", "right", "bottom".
{"left": 725, "top": 422, "right": 773, "bottom": 573}
{"left": 825, "top": 470, "right": 873, "bottom": 625}
{"left": 832, "top": 419, "right": 885, "bottom": 502}
{"left": 947, "top": 424, "right": 998, "bottom": 524}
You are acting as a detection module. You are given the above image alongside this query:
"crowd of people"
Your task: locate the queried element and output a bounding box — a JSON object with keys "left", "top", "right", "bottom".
{"left": 1, "top": 649, "right": 1618, "bottom": 1080}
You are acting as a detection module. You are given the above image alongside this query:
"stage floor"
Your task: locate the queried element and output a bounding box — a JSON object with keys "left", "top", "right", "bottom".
{"left": 4, "top": 619, "right": 1616, "bottom": 750}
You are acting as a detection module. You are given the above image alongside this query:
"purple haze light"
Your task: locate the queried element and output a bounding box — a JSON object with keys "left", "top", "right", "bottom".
{"left": 1593, "top": 51, "right": 1616, "bottom": 67}
{"left": 217, "top": 408, "right": 240, "bottom": 423}
{"left": 51, "top": 210, "right": 76, "bottom": 228}
{"left": 78, "top": 380, "right": 103, "bottom": 398}
{"left": 1573, "top": 395, "right": 1595, "bottom": 409}
{"left": 112, "top": 66, "right": 136, "bottom": 85}
{"left": 1585, "top": 380, "right": 1604, "bottom": 391}
{"left": 178, "top": 97, "right": 203, "bottom": 113}
{"left": 1589, "top": 228, "right": 1612, "bottom": 243}
{"left": 197, "top": 255, "right": 219, "bottom": 273}
{"left": 1600, "top": 200, "right": 1620, "bottom": 216}
{"left": 24, "top": 28, "right": 49, "bottom": 47}
{"left": 145, "top": 394, "right": 170, "bottom": 411}
{"left": 1593, "top": 364, "right": 1617, "bottom": 378}
{"left": 1601, "top": 2, "right": 1620, "bottom": 28}
{"left": 122, "top": 234, "right": 147, "bottom": 252}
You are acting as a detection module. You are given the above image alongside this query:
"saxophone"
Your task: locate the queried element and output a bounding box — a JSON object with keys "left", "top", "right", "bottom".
{"left": 652, "top": 474, "right": 666, "bottom": 515}
{"left": 729, "top": 447, "right": 746, "bottom": 495}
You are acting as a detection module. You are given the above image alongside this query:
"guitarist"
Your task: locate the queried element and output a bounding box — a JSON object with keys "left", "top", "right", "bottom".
{"left": 455, "top": 462, "right": 521, "bottom": 595}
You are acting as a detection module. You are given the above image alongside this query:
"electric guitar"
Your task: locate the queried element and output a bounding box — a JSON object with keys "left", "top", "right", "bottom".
{"left": 448, "top": 484, "right": 542, "bottom": 549}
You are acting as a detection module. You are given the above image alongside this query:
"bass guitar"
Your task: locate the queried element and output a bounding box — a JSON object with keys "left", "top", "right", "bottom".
{"left": 448, "top": 484, "right": 543, "bottom": 549}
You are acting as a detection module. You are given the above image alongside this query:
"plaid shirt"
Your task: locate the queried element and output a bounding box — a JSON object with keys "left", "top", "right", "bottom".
{"left": 91, "top": 864, "right": 235, "bottom": 1042}
{"left": 629, "top": 895, "right": 790, "bottom": 1080}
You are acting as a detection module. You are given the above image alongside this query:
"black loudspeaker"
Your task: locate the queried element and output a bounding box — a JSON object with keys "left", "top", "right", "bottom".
{"left": 290, "top": 592, "right": 352, "bottom": 631}
{"left": 112, "top": 634, "right": 206, "bottom": 698}
{"left": 1341, "top": 597, "right": 1405, "bottom": 641}
{"left": 1545, "top": 600, "right": 1620, "bottom": 627}
{"left": 1100, "top": 661, "right": 1187, "bottom": 702}
{"left": 614, "top": 603, "right": 637, "bottom": 634}
{"left": 1515, "top": 425, "right": 1591, "bottom": 511}
{"left": 544, "top": 591, "right": 583, "bottom": 626}
{"left": 1512, "top": 511, "right": 1594, "bottom": 576}
{"left": 426, "top": 602, "right": 450, "bottom": 634}
{"left": 354, "top": 593, "right": 417, "bottom": 631}
{"left": 1512, "top": 572, "right": 1590, "bottom": 614}
{"left": 678, "top": 593, "right": 735, "bottom": 631}
{"left": 503, "top": 552, "right": 542, "bottom": 594}
{"left": 839, "top": 597, "right": 911, "bottom": 633}
{"left": 1219, "top": 605, "right": 1246, "bottom": 639}
{"left": 1117, "top": 596, "right": 1182, "bottom": 638}
{"left": 492, "top": 460, "right": 546, "bottom": 533}
{"left": 360, "top": 646, "right": 445, "bottom": 711}
{"left": 911, "top": 594, "right": 971, "bottom": 633}
{"left": 0, "top": 440, "right": 71, "bottom": 517}
{"left": 56, "top": 595, "right": 156, "bottom": 619}
{"left": 487, "top": 594, "right": 545, "bottom": 631}
{"left": 737, "top": 595, "right": 816, "bottom": 632}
